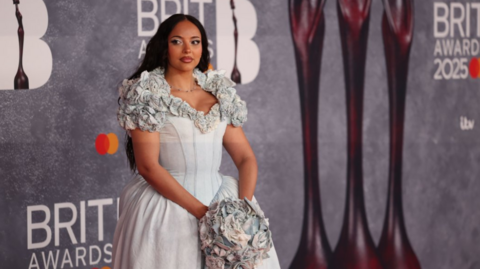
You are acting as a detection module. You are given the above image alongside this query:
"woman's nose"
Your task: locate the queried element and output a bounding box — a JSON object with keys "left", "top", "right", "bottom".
{"left": 183, "top": 43, "right": 191, "bottom": 53}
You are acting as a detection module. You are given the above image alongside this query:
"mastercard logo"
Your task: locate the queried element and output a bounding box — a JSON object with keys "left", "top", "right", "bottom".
{"left": 92, "top": 267, "right": 111, "bottom": 269}
{"left": 469, "top": 57, "right": 480, "bottom": 79}
{"left": 95, "top": 133, "right": 119, "bottom": 155}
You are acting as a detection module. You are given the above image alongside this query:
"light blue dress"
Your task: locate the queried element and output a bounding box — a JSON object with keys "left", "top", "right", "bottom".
{"left": 112, "top": 67, "right": 281, "bottom": 269}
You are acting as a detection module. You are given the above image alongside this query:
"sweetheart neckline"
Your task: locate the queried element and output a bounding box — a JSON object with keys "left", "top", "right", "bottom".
{"left": 167, "top": 84, "right": 220, "bottom": 116}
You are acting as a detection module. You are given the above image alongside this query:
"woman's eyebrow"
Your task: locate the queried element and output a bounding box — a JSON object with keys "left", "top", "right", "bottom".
{"left": 171, "top": 35, "right": 200, "bottom": 39}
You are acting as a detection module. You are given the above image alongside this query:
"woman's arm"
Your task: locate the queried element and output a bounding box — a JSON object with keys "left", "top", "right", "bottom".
{"left": 130, "top": 128, "right": 208, "bottom": 219}
{"left": 222, "top": 125, "right": 258, "bottom": 200}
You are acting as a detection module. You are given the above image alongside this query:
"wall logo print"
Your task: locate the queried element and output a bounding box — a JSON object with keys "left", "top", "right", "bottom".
{"left": 469, "top": 57, "right": 480, "bottom": 78}
{"left": 216, "top": 0, "right": 259, "bottom": 84}
{"left": 228, "top": 0, "right": 241, "bottom": 83}
{"left": 433, "top": 2, "right": 480, "bottom": 80}
{"left": 27, "top": 198, "right": 119, "bottom": 269}
{"left": 288, "top": 0, "right": 421, "bottom": 268}
{"left": 95, "top": 133, "right": 119, "bottom": 155}
{"left": 13, "top": 0, "right": 29, "bottom": 89}
{"left": 0, "top": 0, "right": 52, "bottom": 90}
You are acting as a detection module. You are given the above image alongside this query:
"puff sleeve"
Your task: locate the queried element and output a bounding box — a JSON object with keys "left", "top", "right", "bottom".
{"left": 117, "top": 70, "right": 169, "bottom": 136}
{"left": 201, "top": 69, "right": 248, "bottom": 127}
{"left": 224, "top": 92, "right": 248, "bottom": 127}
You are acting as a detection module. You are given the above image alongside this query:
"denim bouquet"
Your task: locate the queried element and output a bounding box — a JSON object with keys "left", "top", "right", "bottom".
{"left": 198, "top": 197, "right": 273, "bottom": 269}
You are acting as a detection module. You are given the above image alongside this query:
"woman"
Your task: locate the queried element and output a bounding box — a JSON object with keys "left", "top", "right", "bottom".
{"left": 112, "top": 14, "right": 281, "bottom": 268}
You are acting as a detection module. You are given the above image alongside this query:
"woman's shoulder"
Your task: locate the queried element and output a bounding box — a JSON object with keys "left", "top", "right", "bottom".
{"left": 196, "top": 69, "right": 248, "bottom": 127}
{"left": 119, "top": 67, "right": 169, "bottom": 100}
{"left": 195, "top": 69, "right": 236, "bottom": 91}
{"left": 117, "top": 67, "right": 170, "bottom": 135}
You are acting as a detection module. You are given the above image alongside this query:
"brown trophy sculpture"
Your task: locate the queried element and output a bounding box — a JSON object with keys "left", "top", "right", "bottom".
{"left": 230, "top": 0, "right": 241, "bottom": 84}
{"left": 377, "top": 0, "right": 421, "bottom": 268}
{"left": 330, "top": 0, "right": 384, "bottom": 268}
{"left": 13, "top": 0, "right": 29, "bottom": 90}
{"left": 288, "top": 0, "right": 332, "bottom": 268}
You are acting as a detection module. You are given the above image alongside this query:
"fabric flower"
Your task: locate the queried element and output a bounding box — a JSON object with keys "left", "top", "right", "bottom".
{"left": 204, "top": 70, "right": 236, "bottom": 92}
{"left": 252, "top": 231, "right": 270, "bottom": 249}
{"left": 117, "top": 66, "right": 248, "bottom": 135}
{"left": 199, "top": 197, "right": 273, "bottom": 269}
{"left": 232, "top": 261, "right": 254, "bottom": 269}
{"left": 216, "top": 87, "right": 236, "bottom": 103}
{"left": 206, "top": 256, "right": 226, "bottom": 269}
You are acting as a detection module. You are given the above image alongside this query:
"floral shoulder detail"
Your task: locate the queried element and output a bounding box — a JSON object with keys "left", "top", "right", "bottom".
{"left": 195, "top": 69, "right": 248, "bottom": 127}
{"left": 117, "top": 68, "right": 170, "bottom": 136}
{"left": 117, "top": 67, "right": 247, "bottom": 135}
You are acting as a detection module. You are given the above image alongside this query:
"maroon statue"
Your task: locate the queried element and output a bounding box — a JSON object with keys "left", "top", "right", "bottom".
{"left": 288, "top": 0, "right": 331, "bottom": 268}
{"left": 230, "top": 0, "right": 241, "bottom": 84}
{"left": 13, "top": 0, "right": 29, "bottom": 90}
{"left": 377, "top": 0, "right": 421, "bottom": 268}
{"left": 330, "top": 0, "right": 384, "bottom": 268}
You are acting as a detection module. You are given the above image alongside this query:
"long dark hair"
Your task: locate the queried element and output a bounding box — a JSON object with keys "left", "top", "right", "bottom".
{"left": 121, "top": 14, "right": 210, "bottom": 173}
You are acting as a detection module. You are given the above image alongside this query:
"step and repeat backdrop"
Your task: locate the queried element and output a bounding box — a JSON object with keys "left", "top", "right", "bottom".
{"left": 0, "top": 0, "right": 479, "bottom": 268}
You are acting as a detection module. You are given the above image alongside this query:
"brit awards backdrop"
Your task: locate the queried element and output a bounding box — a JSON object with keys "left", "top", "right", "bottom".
{"left": 0, "top": 0, "right": 479, "bottom": 268}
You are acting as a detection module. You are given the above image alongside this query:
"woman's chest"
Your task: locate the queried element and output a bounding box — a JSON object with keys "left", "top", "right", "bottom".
{"left": 159, "top": 116, "right": 227, "bottom": 143}
{"left": 169, "top": 90, "right": 219, "bottom": 115}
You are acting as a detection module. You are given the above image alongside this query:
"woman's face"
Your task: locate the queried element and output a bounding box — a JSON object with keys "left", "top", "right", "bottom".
{"left": 167, "top": 20, "right": 203, "bottom": 73}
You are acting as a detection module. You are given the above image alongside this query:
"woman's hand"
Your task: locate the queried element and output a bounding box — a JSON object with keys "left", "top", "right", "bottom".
{"left": 193, "top": 204, "right": 209, "bottom": 220}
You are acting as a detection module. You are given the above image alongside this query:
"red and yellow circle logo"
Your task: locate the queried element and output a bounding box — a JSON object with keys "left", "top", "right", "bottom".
{"left": 469, "top": 57, "right": 480, "bottom": 79}
{"left": 95, "top": 133, "right": 119, "bottom": 155}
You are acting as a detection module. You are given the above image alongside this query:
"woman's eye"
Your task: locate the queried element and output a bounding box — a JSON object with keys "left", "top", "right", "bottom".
{"left": 171, "top": 39, "right": 182, "bottom": 45}
{"left": 192, "top": 40, "right": 201, "bottom": 45}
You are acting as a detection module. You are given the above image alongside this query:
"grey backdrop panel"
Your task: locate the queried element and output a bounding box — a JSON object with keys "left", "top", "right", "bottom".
{"left": 0, "top": 0, "right": 479, "bottom": 268}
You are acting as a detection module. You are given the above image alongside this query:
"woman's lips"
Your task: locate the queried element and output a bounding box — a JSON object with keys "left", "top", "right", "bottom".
{"left": 180, "top": 57, "right": 193, "bottom": 63}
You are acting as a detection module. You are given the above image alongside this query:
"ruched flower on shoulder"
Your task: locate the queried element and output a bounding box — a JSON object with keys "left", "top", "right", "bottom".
{"left": 117, "top": 67, "right": 247, "bottom": 136}
{"left": 117, "top": 69, "right": 169, "bottom": 136}
{"left": 196, "top": 69, "right": 248, "bottom": 127}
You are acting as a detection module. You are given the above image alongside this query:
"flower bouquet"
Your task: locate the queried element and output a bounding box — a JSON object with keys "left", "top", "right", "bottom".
{"left": 198, "top": 197, "right": 273, "bottom": 269}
